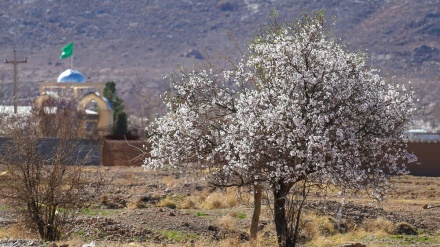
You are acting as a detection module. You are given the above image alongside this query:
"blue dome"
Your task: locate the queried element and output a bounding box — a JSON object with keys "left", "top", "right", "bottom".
{"left": 57, "top": 69, "right": 86, "bottom": 83}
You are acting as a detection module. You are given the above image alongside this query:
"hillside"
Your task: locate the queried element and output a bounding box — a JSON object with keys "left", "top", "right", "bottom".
{"left": 0, "top": 0, "right": 438, "bottom": 122}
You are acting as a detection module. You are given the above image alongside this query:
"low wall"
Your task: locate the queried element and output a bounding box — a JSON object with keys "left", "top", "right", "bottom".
{"left": 0, "top": 137, "right": 100, "bottom": 165}
{"left": 101, "top": 140, "right": 439, "bottom": 175}
{"left": 1, "top": 137, "right": 439, "bottom": 175}
{"left": 101, "top": 139, "right": 149, "bottom": 166}
{"left": 406, "top": 142, "right": 440, "bottom": 176}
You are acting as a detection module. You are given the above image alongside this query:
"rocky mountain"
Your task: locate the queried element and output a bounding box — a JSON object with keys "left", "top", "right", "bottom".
{"left": 0, "top": 0, "right": 438, "bottom": 123}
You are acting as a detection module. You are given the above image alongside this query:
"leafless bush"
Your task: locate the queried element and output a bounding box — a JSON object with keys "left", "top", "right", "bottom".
{"left": 0, "top": 101, "right": 94, "bottom": 241}
{"left": 32, "top": 93, "right": 84, "bottom": 138}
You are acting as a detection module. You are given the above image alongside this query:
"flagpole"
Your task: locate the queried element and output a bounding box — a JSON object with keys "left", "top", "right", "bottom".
{"left": 71, "top": 54, "right": 73, "bottom": 70}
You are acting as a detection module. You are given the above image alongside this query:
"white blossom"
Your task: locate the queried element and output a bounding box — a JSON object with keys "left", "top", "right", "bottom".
{"left": 146, "top": 12, "right": 416, "bottom": 199}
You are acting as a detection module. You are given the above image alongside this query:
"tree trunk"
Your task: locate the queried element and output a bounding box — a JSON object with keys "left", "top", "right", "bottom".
{"left": 292, "top": 181, "right": 308, "bottom": 245}
{"left": 28, "top": 202, "right": 45, "bottom": 240}
{"left": 250, "top": 183, "right": 263, "bottom": 243}
{"left": 273, "top": 182, "right": 294, "bottom": 247}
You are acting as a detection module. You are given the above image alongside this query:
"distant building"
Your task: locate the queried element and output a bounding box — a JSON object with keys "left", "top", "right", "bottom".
{"left": 35, "top": 69, "right": 113, "bottom": 138}
{"left": 404, "top": 130, "right": 440, "bottom": 143}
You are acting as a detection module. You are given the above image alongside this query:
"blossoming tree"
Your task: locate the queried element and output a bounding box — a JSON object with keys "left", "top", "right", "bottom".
{"left": 146, "top": 12, "right": 416, "bottom": 246}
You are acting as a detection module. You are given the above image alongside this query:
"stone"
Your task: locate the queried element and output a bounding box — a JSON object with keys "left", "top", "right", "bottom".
{"left": 216, "top": 0, "right": 234, "bottom": 11}
{"left": 208, "top": 225, "right": 218, "bottom": 231}
{"left": 263, "top": 231, "right": 273, "bottom": 238}
{"left": 183, "top": 49, "right": 204, "bottom": 60}
{"left": 239, "top": 232, "right": 249, "bottom": 241}
{"left": 258, "top": 220, "right": 268, "bottom": 231}
{"left": 394, "top": 222, "right": 418, "bottom": 235}
{"left": 47, "top": 242, "right": 58, "bottom": 247}
{"left": 342, "top": 243, "right": 366, "bottom": 247}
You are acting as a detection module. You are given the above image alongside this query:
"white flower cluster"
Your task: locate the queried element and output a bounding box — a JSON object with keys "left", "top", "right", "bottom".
{"left": 146, "top": 15, "right": 416, "bottom": 196}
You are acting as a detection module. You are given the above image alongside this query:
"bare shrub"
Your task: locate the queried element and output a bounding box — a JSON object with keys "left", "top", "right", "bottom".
{"left": 32, "top": 92, "right": 84, "bottom": 138}
{"left": 0, "top": 98, "right": 95, "bottom": 241}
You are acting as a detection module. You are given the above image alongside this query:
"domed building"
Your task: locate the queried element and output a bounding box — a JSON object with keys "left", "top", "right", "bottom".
{"left": 57, "top": 69, "right": 87, "bottom": 83}
{"left": 36, "top": 69, "right": 113, "bottom": 138}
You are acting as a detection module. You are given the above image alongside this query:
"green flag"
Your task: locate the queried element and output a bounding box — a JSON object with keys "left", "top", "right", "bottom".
{"left": 60, "top": 42, "right": 73, "bottom": 59}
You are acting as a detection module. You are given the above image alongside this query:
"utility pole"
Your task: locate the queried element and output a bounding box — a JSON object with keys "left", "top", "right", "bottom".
{"left": 5, "top": 49, "right": 27, "bottom": 114}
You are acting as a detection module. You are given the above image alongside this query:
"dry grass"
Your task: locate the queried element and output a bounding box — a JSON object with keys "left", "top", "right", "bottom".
{"left": 305, "top": 229, "right": 372, "bottom": 247}
{"left": 180, "top": 188, "right": 224, "bottom": 209}
{"left": 204, "top": 190, "right": 238, "bottom": 209}
{"left": 156, "top": 197, "right": 177, "bottom": 209}
{"left": 228, "top": 211, "right": 247, "bottom": 219}
{"left": 100, "top": 194, "right": 108, "bottom": 204}
{"left": 181, "top": 188, "right": 239, "bottom": 209}
{"left": 224, "top": 188, "right": 239, "bottom": 207}
{"left": 151, "top": 191, "right": 162, "bottom": 200}
{"left": 195, "top": 188, "right": 211, "bottom": 201}
{"left": 1, "top": 167, "right": 439, "bottom": 247}
{"left": 204, "top": 193, "right": 225, "bottom": 209}
{"left": 128, "top": 198, "right": 147, "bottom": 209}
{"left": 0, "top": 222, "right": 39, "bottom": 240}
{"left": 163, "top": 175, "right": 179, "bottom": 188}
{"left": 301, "top": 213, "right": 338, "bottom": 240}
{"left": 61, "top": 237, "right": 266, "bottom": 247}
{"left": 216, "top": 216, "right": 237, "bottom": 231}
{"left": 362, "top": 217, "right": 395, "bottom": 234}
{"left": 180, "top": 195, "right": 199, "bottom": 209}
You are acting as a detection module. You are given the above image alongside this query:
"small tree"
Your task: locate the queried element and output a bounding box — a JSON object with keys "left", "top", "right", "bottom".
{"left": 114, "top": 111, "right": 128, "bottom": 136}
{"left": 32, "top": 93, "right": 83, "bottom": 138}
{"left": 103, "top": 81, "right": 128, "bottom": 136}
{"left": 0, "top": 113, "right": 90, "bottom": 241}
{"left": 146, "top": 12, "right": 417, "bottom": 246}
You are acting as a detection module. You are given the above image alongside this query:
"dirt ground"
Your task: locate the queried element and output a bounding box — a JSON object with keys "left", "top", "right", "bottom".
{"left": 1, "top": 166, "right": 440, "bottom": 247}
